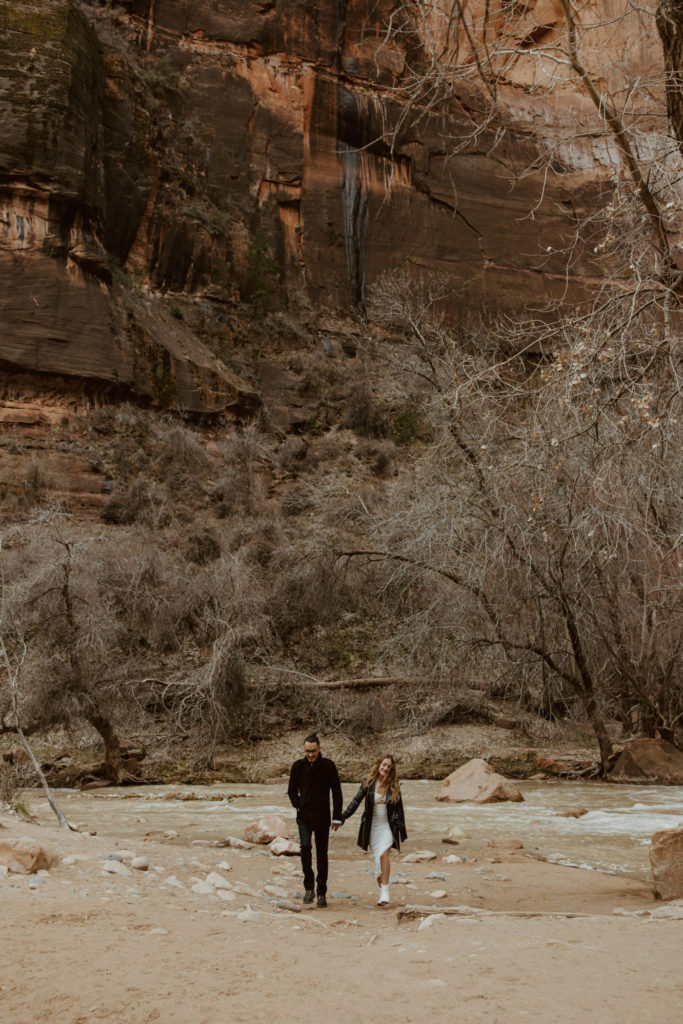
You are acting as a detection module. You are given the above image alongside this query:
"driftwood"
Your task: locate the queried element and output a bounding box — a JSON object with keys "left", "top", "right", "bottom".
{"left": 295, "top": 676, "right": 418, "bottom": 691}
{"left": 397, "top": 904, "right": 599, "bottom": 922}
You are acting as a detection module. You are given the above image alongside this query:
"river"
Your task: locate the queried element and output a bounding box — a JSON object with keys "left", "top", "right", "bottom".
{"left": 26, "top": 779, "right": 682, "bottom": 881}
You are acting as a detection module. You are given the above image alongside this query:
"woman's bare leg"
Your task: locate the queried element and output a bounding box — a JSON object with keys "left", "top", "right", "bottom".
{"left": 380, "top": 849, "right": 391, "bottom": 885}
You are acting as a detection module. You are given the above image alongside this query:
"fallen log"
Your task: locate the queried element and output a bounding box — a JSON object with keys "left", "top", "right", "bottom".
{"left": 397, "top": 904, "right": 601, "bottom": 922}
{"left": 295, "top": 676, "right": 418, "bottom": 691}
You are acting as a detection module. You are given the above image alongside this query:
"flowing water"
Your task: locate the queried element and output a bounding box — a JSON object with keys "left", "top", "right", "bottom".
{"left": 26, "top": 779, "right": 682, "bottom": 881}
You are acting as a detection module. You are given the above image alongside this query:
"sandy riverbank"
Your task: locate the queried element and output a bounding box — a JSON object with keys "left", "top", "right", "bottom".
{"left": 2, "top": 811, "right": 681, "bottom": 1024}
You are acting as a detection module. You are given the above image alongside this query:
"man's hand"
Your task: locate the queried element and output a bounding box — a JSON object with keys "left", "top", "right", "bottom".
{"left": 332, "top": 822, "right": 342, "bottom": 831}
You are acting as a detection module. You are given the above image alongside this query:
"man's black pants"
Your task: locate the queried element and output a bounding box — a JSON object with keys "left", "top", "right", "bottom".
{"left": 297, "top": 817, "right": 329, "bottom": 895}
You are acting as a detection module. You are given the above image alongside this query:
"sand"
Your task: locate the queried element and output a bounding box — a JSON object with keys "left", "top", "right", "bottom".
{"left": 1, "top": 813, "right": 681, "bottom": 1024}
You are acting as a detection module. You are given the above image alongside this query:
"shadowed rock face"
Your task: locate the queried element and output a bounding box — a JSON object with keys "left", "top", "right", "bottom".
{"left": 0, "top": 0, "right": 660, "bottom": 409}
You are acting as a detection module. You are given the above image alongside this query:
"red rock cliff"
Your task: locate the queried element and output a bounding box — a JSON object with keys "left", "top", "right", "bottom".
{"left": 0, "top": 1, "right": 668, "bottom": 410}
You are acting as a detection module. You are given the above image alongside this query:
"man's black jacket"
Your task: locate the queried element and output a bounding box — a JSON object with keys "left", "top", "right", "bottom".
{"left": 287, "top": 755, "right": 343, "bottom": 825}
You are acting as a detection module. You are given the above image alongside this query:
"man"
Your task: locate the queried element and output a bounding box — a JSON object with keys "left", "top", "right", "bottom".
{"left": 287, "top": 733, "right": 343, "bottom": 908}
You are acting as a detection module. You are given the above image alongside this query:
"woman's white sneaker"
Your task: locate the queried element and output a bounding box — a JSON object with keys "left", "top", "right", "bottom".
{"left": 378, "top": 884, "right": 390, "bottom": 906}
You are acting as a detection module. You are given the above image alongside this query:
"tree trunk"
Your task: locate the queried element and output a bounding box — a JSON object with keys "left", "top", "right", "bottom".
{"left": 89, "top": 715, "right": 124, "bottom": 784}
{"left": 657, "top": 1, "right": 683, "bottom": 151}
{"left": 585, "top": 697, "right": 615, "bottom": 776}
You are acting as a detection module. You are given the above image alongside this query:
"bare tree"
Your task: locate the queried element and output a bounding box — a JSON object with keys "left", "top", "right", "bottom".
{"left": 0, "top": 532, "right": 72, "bottom": 827}
{"left": 336, "top": 271, "right": 683, "bottom": 773}
{"left": 0, "top": 512, "right": 276, "bottom": 781}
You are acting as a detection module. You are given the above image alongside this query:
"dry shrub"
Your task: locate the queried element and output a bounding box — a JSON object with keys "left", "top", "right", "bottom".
{"left": 281, "top": 484, "right": 316, "bottom": 517}
{"left": 101, "top": 476, "right": 169, "bottom": 525}
{"left": 185, "top": 528, "right": 222, "bottom": 564}
{"left": 276, "top": 436, "right": 308, "bottom": 474}
{"left": 231, "top": 520, "right": 281, "bottom": 568}
{"left": 92, "top": 403, "right": 151, "bottom": 438}
{"left": 22, "top": 458, "right": 49, "bottom": 505}
{"left": 342, "top": 381, "right": 387, "bottom": 438}
{"left": 269, "top": 547, "right": 346, "bottom": 637}
{"left": 0, "top": 757, "right": 38, "bottom": 808}
{"left": 217, "top": 427, "right": 270, "bottom": 514}
{"left": 355, "top": 440, "right": 396, "bottom": 477}
{"left": 154, "top": 425, "right": 211, "bottom": 486}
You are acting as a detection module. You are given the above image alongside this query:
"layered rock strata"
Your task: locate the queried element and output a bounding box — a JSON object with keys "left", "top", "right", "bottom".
{"left": 0, "top": 1, "right": 668, "bottom": 409}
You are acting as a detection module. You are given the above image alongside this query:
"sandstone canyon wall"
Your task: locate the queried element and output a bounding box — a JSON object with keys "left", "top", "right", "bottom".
{"left": 0, "top": 1, "right": 668, "bottom": 412}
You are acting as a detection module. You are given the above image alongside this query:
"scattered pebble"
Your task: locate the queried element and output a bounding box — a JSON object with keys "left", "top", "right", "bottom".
{"left": 206, "top": 871, "right": 233, "bottom": 890}
{"left": 236, "top": 909, "right": 262, "bottom": 923}
{"left": 102, "top": 860, "right": 133, "bottom": 877}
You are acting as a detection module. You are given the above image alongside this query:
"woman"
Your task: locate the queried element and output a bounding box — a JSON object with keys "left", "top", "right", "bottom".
{"left": 341, "top": 754, "right": 407, "bottom": 906}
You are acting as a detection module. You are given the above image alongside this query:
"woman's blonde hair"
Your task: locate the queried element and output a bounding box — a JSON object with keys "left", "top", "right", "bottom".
{"left": 365, "top": 754, "right": 400, "bottom": 801}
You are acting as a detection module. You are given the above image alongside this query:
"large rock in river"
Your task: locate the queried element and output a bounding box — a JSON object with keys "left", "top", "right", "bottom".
{"left": 608, "top": 739, "right": 683, "bottom": 785}
{"left": 650, "top": 828, "right": 683, "bottom": 901}
{"left": 0, "top": 835, "right": 59, "bottom": 874}
{"left": 243, "top": 815, "right": 289, "bottom": 844}
{"left": 436, "top": 758, "right": 524, "bottom": 804}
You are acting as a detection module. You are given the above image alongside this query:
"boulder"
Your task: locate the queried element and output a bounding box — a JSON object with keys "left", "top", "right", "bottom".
{"left": 243, "top": 815, "right": 289, "bottom": 844}
{"left": 650, "top": 828, "right": 683, "bottom": 901}
{"left": 608, "top": 739, "right": 683, "bottom": 785}
{"left": 221, "top": 836, "right": 253, "bottom": 850}
{"left": 402, "top": 850, "right": 438, "bottom": 863}
{"left": 486, "top": 838, "right": 524, "bottom": 850}
{"left": 269, "top": 837, "right": 300, "bottom": 857}
{"left": 436, "top": 759, "right": 524, "bottom": 804}
{"left": 0, "top": 836, "right": 59, "bottom": 874}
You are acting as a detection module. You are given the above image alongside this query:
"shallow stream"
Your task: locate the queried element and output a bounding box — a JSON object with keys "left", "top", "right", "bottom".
{"left": 27, "top": 779, "right": 682, "bottom": 881}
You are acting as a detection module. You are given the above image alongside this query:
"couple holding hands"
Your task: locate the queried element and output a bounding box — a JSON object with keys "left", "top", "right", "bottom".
{"left": 287, "top": 734, "right": 407, "bottom": 908}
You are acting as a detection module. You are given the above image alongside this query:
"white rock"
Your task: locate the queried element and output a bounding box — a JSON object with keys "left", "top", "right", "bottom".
{"left": 191, "top": 880, "right": 215, "bottom": 895}
{"left": 418, "top": 913, "right": 447, "bottom": 931}
{"left": 443, "top": 855, "right": 462, "bottom": 864}
{"left": 269, "top": 837, "right": 300, "bottom": 857}
{"left": 63, "top": 854, "right": 90, "bottom": 866}
{"left": 402, "top": 850, "right": 438, "bottom": 863}
{"left": 215, "top": 860, "right": 232, "bottom": 872}
{"left": 115, "top": 850, "right": 136, "bottom": 862}
{"left": 264, "top": 884, "right": 289, "bottom": 899}
{"left": 205, "top": 871, "right": 233, "bottom": 890}
{"left": 429, "top": 890, "right": 448, "bottom": 899}
{"left": 164, "top": 831, "right": 179, "bottom": 840}
{"left": 131, "top": 857, "right": 149, "bottom": 871}
{"left": 216, "top": 890, "right": 236, "bottom": 901}
{"left": 101, "top": 860, "right": 133, "bottom": 877}
{"left": 222, "top": 836, "right": 252, "bottom": 850}
{"left": 163, "top": 875, "right": 184, "bottom": 888}
{"left": 148, "top": 927, "right": 169, "bottom": 935}
{"left": 445, "top": 827, "right": 469, "bottom": 841}
{"left": 231, "top": 881, "right": 260, "bottom": 898}
{"left": 236, "top": 909, "right": 262, "bottom": 923}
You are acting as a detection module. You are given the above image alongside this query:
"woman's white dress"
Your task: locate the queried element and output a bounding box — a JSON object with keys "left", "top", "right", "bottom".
{"left": 370, "top": 790, "right": 394, "bottom": 877}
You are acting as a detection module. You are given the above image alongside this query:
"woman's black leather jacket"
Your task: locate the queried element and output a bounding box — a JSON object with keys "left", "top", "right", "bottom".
{"left": 341, "top": 781, "right": 408, "bottom": 852}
